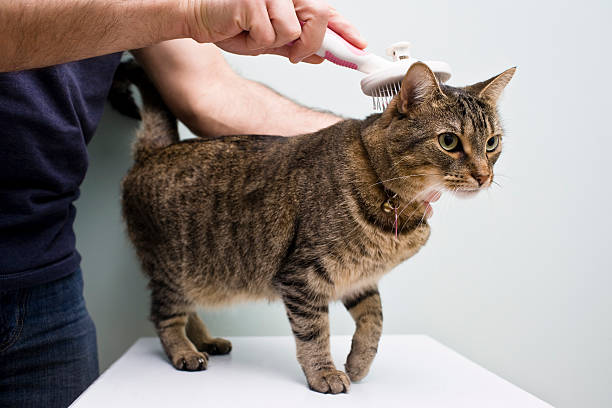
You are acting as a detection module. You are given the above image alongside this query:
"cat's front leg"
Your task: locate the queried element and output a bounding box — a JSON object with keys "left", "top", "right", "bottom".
{"left": 278, "top": 279, "right": 350, "bottom": 394}
{"left": 342, "top": 286, "right": 383, "bottom": 381}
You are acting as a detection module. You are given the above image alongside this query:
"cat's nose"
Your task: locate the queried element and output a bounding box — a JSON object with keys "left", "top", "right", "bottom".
{"left": 472, "top": 172, "right": 490, "bottom": 186}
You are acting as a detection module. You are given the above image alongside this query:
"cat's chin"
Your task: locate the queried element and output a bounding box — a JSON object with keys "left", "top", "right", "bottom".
{"left": 452, "top": 189, "right": 480, "bottom": 199}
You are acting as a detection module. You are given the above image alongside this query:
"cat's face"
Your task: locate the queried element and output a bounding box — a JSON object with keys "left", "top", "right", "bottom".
{"left": 380, "top": 63, "right": 515, "bottom": 198}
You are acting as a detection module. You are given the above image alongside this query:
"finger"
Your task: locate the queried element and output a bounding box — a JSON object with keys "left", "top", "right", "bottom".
{"left": 261, "top": 44, "right": 291, "bottom": 58}
{"left": 289, "top": 1, "right": 330, "bottom": 63}
{"left": 425, "top": 203, "right": 434, "bottom": 218}
{"left": 302, "top": 54, "right": 325, "bottom": 64}
{"left": 425, "top": 190, "right": 442, "bottom": 203}
{"left": 327, "top": 6, "right": 367, "bottom": 49}
{"left": 215, "top": 33, "right": 262, "bottom": 56}
{"left": 266, "top": 45, "right": 326, "bottom": 64}
{"left": 245, "top": 2, "right": 277, "bottom": 50}
{"left": 266, "top": 0, "right": 302, "bottom": 47}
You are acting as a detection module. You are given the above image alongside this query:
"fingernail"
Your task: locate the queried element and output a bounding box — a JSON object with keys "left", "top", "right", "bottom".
{"left": 428, "top": 191, "right": 442, "bottom": 202}
{"left": 425, "top": 203, "right": 433, "bottom": 218}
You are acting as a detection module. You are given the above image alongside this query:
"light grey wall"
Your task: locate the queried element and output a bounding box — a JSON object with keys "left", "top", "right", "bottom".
{"left": 75, "top": 1, "right": 612, "bottom": 407}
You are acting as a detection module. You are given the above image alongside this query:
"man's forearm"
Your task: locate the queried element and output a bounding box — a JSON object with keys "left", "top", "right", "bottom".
{"left": 134, "top": 40, "right": 342, "bottom": 137}
{"left": 1, "top": 0, "right": 186, "bottom": 72}
{"left": 187, "top": 76, "right": 342, "bottom": 137}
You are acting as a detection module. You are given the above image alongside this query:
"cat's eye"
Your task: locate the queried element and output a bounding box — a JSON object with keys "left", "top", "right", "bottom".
{"left": 438, "top": 133, "right": 459, "bottom": 151}
{"left": 486, "top": 136, "right": 499, "bottom": 152}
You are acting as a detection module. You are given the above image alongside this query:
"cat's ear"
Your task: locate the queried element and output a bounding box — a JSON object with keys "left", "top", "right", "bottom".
{"left": 466, "top": 67, "right": 516, "bottom": 105}
{"left": 397, "top": 62, "right": 445, "bottom": 114}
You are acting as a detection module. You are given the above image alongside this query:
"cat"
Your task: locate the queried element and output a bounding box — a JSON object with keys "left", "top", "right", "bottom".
{"left": 114, "top": 60, "right": 515, "bottom": 394}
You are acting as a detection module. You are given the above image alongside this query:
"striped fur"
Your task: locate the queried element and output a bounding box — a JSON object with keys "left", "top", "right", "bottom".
{"left": 117, "top": 62, "right": 514, "bottom": 393}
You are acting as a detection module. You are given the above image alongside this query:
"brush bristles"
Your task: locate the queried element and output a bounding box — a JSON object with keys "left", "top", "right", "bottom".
{"left": 370, "top": 81, "right": 401, "bottom": 111}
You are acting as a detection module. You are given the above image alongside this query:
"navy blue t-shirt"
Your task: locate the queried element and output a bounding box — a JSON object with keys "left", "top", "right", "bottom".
{"left": 0, "top": 53, "right": 122, "bottom": 290}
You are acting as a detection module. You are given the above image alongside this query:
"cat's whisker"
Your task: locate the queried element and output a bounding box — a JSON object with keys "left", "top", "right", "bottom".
{"left": 395, "top": 190, "right": 431, "bottom": 230}
{"left": 399, "top": 205, "right": 423, "bottom": 235}
{"left": 396, "top": 182, "right": 446, "bottom": 235}
{"left": 395, "top": 182, "right": 444, "bottom": 219}
{"left": 416, "top": 205, "right": 428, "bottom": 230}
{"left": 390, "top": 156, "right": 417, "bottom": 171}
{"left": 390, "top": 157, "right": 408, "bottom": 170}
{"left": 368, "top": 173, "right": 440, "bottom": 188}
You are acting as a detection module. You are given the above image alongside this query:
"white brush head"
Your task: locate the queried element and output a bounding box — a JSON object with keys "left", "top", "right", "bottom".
{"left": 361, "top": 60, "right": 452, "bottom": 110}
{"left": 360, "top": 43, "right": 452, "bottom": 110}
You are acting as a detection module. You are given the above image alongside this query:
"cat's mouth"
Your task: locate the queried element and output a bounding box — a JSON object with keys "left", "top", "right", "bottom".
{"left": 443, "top": 176, "right": 492, "bottom": 197}
{"left": 449, "top": 183, "right": 493, "bottom": 198}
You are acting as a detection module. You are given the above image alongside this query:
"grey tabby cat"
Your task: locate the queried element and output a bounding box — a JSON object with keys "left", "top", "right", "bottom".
{"left": 116, "top": 61, "right": 515, "bottom": 394}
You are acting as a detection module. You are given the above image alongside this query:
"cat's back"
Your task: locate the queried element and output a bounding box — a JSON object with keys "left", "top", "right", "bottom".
{"left": 122, "top": 134, "right": 298, "bottom": 198}
{"left": 132, "top": 134, "right": 291, "bottom": 173}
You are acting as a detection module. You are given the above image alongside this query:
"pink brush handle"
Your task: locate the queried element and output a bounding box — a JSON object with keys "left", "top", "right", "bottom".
{"left": 315, "top": 28, "right": 388, "bottom": 74}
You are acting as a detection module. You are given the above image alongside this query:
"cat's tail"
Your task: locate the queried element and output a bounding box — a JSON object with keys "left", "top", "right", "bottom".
{"left": 109, "top": 60, "right": 179, "bottom": 162}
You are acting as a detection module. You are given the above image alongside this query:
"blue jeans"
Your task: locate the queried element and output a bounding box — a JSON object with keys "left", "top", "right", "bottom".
{"left": 0, "top": 269, "right": 99, "bottom": 407}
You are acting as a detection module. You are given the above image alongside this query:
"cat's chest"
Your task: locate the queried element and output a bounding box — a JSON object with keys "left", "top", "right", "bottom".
{"left": 326, "top": 222, "right": 430, "bottom": 299}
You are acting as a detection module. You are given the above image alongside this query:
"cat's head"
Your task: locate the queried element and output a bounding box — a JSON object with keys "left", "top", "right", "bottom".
{"left": 371, "top": 62, "right": 515, "bottom": 198}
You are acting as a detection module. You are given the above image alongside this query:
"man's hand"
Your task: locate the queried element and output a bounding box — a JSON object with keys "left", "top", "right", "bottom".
{"left": 186, "top": 0, "right": 367, "bottom": 63}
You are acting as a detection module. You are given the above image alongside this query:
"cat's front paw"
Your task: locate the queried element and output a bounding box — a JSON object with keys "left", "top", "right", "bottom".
{"left": 170, "top": 350, "right": 209, "bottom": 371}
{"left": 345, "top": 345, "right": 377, "bottom": 382}
{"left": 307, "top": 369, "right": 351, "bottom": 394}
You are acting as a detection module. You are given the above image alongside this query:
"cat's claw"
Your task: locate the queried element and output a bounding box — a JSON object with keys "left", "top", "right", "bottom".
{"left": 172, "top": 351, "right": 209, "bottom": 371}
{"left": 197, "top": 357, "right": 206, "bottom": 369}
{"left": 307, "top": 369, "right": 351, "bottom": 394}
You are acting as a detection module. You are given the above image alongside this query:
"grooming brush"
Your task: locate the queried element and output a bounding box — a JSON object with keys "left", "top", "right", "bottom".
{"left": 315, "top": 28, "right": 452, "bottom": 110}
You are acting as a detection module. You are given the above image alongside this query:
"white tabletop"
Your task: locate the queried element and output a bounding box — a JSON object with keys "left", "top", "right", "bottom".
{"left": 70, "top": 335, "right": 552, "bottom": 407}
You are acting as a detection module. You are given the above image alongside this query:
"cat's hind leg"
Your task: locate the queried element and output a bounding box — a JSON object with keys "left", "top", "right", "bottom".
{"left": 150, "top": 282, "right": 208, "bottom": 371}
{"left": 342, "top": 286, "right": 383, "bottom": 382}
{"left": 186, "top": 312, "right": 232, "bottom": 355}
